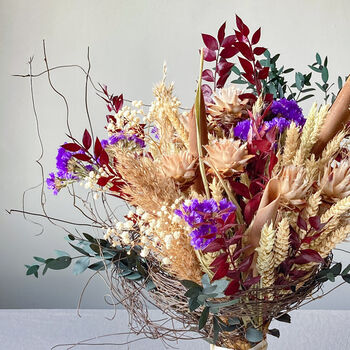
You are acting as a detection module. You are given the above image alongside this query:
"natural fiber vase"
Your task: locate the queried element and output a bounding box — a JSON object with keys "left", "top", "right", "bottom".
{"left": 210, "top": 340, "right": 268, "bottom": 350}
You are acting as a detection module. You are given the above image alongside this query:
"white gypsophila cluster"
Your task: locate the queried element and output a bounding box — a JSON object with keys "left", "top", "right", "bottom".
{"left": 107, "top": 103, "right": 144, "bottom": 135}
{"left": 81, "top": 167, "right": 109, "bottom": 194}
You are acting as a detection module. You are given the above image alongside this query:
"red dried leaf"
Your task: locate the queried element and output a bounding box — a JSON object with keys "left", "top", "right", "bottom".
{"left": 227, "top": 234, "right": 244, "bottom": 247}
{"left": 264, "top": 93, "right": 274, "bottom": 104}
{"left": 82, "top": 129, "right": 92, "bottom": 150}
{"left": 301, "top": 232, "right": 321, "bottom": 245}
{"left": 99, "top": 149, "right": 109, "bottom": 166}
{"left": 217, "top": 22, "right": 226, "bottom": 45}
{"left": 252, "top": 139, "right": 271, "bottom": 152}
{"left": 221, "top": 35, "right": 236, "bottom": 47}
{"left": 235, "top": 42, "right": 254, "bottom": 60}
{"left": 224, "top": 279, "right": 240, "bottom": 296}
{"left": 239, "top": 93, "right": 257, "bottom": 101}
{"left": 202, "top": 33, "right": 219, "bottom": 51}
{"left": 97, "top": 176, "right": 110, "bottom": 187}
{"left": 73, "top": 153, "right": 91, "bottom": 161}
{"left": 238, "top": 57, "right": 254, "bottom": 75}
{"left": 234, "top": 30, "right": 244, "bottom": 42}
{"left": 289, "top": 227, "right": 301, "bottom": 251}
{"left": 210, "top": 253, "right": 229, "bottom": 268}
{"left": 242, "top": 72, "right": 255, "bottom": 85}
{"left": 309, "top": 216, "right": 325, "bottom": 231}
{"left": 232, "top": 245, "right": 251, "bottom": 260}
{"left": 294, "top": 249, "right": 324, "bottom": 265}
{"left": 251, "top": 28, "right": 261, "bottom": 45}
{"left": 106, "top": 115, "right": 116, "bottom": 123}
{"left": 297, "top": 215, "right": 308, "bottom": 231}
{"left": 289, "top": 269, "right": 310, "bottom": 279}
{"left": 201, "top": 233, "right": 217, "bottom": 240}
{"left": 244, "top": 193, "right": 262, "bottom": 224}
{"left": 212, "top": 262, "right": 229, "bottom": 281}
{"left": 61, "top": 143, "right": 81, "bottom": 152}
{"left": 220, "top": 46, "right": 239, "bottom": 59}
{"left": 217, "top": 62, "right": 234, "bottom": 76}
{"left": 203, "top": 47, "right": 216, "bottom": 62}
{"left": 258, "top": 66, "right": 269, "bottom": 80}
{"left": 94, "top": 138, "right": 102, "bottom": 158}
{"left": 216, "top": 72, "right": 230, "bottom": 88}
{"left": 229, "top": 180, "right": 251, "bottom": 199}
{"left": 202, "top": 69, "right": 215, "bottom": 82}
{"left": 109, "top": 184, "right": 122, "bottom": 192}
{"left": 243, "top": 275, "right": 260, "bottom": 289}
{"left": 239, "top": 254, "right": 254, "bottom": 272}
{"left": 112, "top": 94, "right": 123, "bottom": 112}
{"left": 269, "top": 151, "right": 278, "bottom": 176}
{"left": 235, "top": 15, "right": 250, "bottom": 37}
{"left": 201, "top": 84, "right": 213, "bottom": 96}
{"left": 202, "top": 238, "right": 226, "bottom": 253}
{"left": 249, "top": 180, "right": 264, "bottom": 197}
{"left": 253, "top": 47, "right": 266, "bottom": 56}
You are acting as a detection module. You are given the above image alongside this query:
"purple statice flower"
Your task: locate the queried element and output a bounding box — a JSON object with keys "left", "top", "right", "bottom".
{"left": 234, "top": 119, "right": 251, "bottom": 141}
{"left": 56, "top": 144, "right": 85, "bottom": 176}
{"left": 175, "top": 198, "right": 236, "bottom": 250}
{"left": 127, "top": 134, "right": 146, "bottom": 148}
{"left": 101, "top": 131, "right": 145, "bottom": 149}
{"left": 85, "top": 164, "right": 94, "bottom": 172}
{"left": 271, "top": 98, "right": 305, "bottom": 126}
{"left": 109, "top": 131, "right": 127, "bottom": 145}
{"left": 101, "top": 139, "right": 109, "bottom": 148}
{"left": 56, "top": 146, "right": 73, "bottom": 175}
{"left": 46, "top": 172, "right": 60, "bottom": 195}
{"left": 151, "top": 126, "right": 159, "bottom": 140}
{"left": 265, "top": 117, "right": 291, "bottom": 133}
{"left": 234, "top": 99, "right": 305, "bottom": 142}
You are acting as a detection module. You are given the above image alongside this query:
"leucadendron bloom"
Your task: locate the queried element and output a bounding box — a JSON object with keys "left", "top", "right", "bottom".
{"left": 278, "top": 165, "right": 311, "bottom": 208}
{"left": 204, "top": 139, "right": 254, "bottom": 177}
{"left": 319, "top": 161, "right": 350, "bottom": 202}
{"left": 160, "top": 151, "right": 197, "bottom": 185}
{"left": 208, "top": 85, "right": 249, "bottom": 127}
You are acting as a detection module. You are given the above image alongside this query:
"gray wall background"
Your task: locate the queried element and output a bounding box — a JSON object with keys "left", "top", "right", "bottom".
{"left": 1, "top": 0, "right": 349, "bottom": 309}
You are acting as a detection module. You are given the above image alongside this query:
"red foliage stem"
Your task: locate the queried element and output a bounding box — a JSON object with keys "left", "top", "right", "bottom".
{"left": 213, "top": 44, "right": 222, "bottom": 91}
{"left": 246, "top": 37, "right": 262, "bottom": 95}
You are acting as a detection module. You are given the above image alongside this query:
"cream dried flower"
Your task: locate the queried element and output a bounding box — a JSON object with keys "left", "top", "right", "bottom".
{"left": 208, "top": 85, "right": 249, "bottom": 126}
{"left": 278, "top": 166, "right": 311, "bottom": 208}
{"left": 160, "top": 151, "right": 197, "bottom": 185}
{"left": 319, "top": 161, "right": 350, "bottom": 202}
{"left": 204, "top": 139, "right": 254, "bottom": 177}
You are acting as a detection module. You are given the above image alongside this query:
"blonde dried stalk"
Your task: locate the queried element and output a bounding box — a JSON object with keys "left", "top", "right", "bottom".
{"left": 167, "top": 108, "right": 189, "bottom": 149}
{"left": 293, "top": 104, "right": 329, "bottom": 165}
{"left": 148, "top": 67, "right": 187, "bottom": 155}
{"left": 311, "top": 217, "right": 340, "bottom": 249}
{"left": 320, "top": 195, "right": 350, "bottom": 224}
{"left": 113, "top": 150, "right": 179, "bottom": 213}
{"left": 316, "top": 224, "right": 350, "bottom": 258}
{"left": 256, "top": 222, "right": 276, "bottom": 288}
{"left": 318, "top": 129, "right": 346, "bottom": 169}
{"left": 305, "top": 190, "right": 322, "bottom": 218}
{"left": 274, "top": 218, "right": 290, "bottom": 268}
{"left": 209, "top": 177, "right": 223, "bottom": 202}
{"left": 282, "top": 122, "right": 300, "bottom": 166}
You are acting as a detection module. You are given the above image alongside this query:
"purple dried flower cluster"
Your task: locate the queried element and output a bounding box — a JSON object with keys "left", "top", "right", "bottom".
{"left": 271, "top": 98, "right": 305, "bottom": 126}
{"left": 101, "top": 131, "right": 145, "bottom": 148}
{"left": 46, "top": 145, "right": 82, "bottom": 195}
{"left": 46, "top": 172, "right": 60, "bottom": 195}
{"left": 175, "top": 198, "right": 236, "bottom": 250}
{"left": 151, "top": 126, "right": 160, "bottom": 140}
{"left": 234, "top": 98, "right": 305, "bottom": 140}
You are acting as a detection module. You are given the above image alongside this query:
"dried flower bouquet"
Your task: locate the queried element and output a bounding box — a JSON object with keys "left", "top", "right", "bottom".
{"left": 18, "top": 15, "right": 350, "bottom": 350}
